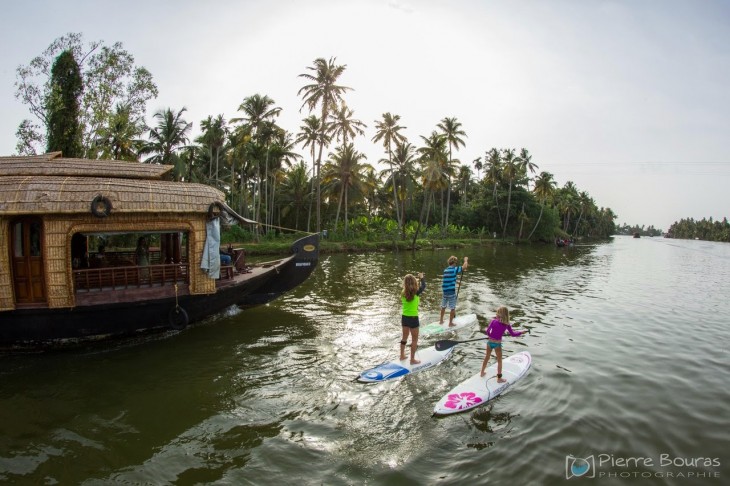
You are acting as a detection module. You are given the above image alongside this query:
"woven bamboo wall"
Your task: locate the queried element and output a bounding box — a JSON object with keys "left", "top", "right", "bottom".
{"left": 1, "top": 154, "right": 224, "bottom": 311}
{"left": 0, "top": 219, "right": 12, "bottom": 311}
{"left": 0, "top": 213, "right": 216, "bottom": 312}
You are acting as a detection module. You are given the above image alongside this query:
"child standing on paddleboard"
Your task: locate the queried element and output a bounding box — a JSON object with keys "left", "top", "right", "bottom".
{"left": 440, "top": 256, "right": 468, "bottom": 327}
{"left": 401, "top": 273, "right": 426, "bottom": 364}
{"left": 480, "top": 306, "right": 525, "bottom": 383}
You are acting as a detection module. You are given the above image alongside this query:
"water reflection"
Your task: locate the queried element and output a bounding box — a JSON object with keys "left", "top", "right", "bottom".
{"left": 2, "top": 237, "right": 730, "bottom": 483}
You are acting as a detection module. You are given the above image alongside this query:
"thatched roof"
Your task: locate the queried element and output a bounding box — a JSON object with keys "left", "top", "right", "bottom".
{"left": 0, "top": 152, "right": 172, "bottom": 180}
{"left": 0, "top": 153, "right": 226, "bottom": 215}
{"left": 0, "top": 176, "right": 225, "bottom": 215}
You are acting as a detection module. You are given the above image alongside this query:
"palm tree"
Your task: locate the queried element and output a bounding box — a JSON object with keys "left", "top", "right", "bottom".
{"left": 278, "top": 161, "right": 311, "bottom": 230}
{"left": 329, "top": 101, "right": 366, "bottom": 146}
{"left": 527, "top": 171, "right": 556, "bottom": 240}
{"left": 232, "top": 94, "right": 282, "bottom": 136}
{"left": 437, "top": 117, "right": 467, "bottom": 234}
{"left": 557, "top": 181, "right": 579, "bottom": 232}
{"left": 517, "top": 148, "right": 538, "bottom": 190}
{"left": 412, "top": 132, "right": 447, "bottom": 245}
{"left": 484, "top": 148, "right": 503, "bottom": 230}
{"left": 265, "top": 129, "right": 300, "bottom": 228}
{"left": 572, "top": 191, "right": 594, "bottom": 237}
{"left": 227, "top": 124, "right": 253, "bottom": 215}
{"left": 231, "top": 94, "right": 283, "bottom": 231}
{"left": 322, "top": 143, "right": 371, "bottom": 238}
{"left": 361, "top": 166, "right": 380, "bottom": 221}
{"left": 94, "top": 103, "right": 145, "bottom": 161}
{"left": 472, "top": 156, "right": 483, "bottom": 180}
{"left": 501, "top": 148, "right": 518, "bottom": 238}
{"left": 298, "top": 57, "right": 351, "bottom": 234}
{"left": 197, "top": 114, "right": 227, "bottom": 186}
{"left": 296, "top": 115, "right": 329, "bottom": 232}
{"left": 372, "top": 113, "right": 407, "bottom": 233}
{"left": 139, "top": 107, "right": 191, "bottom": 181}
{"left": 457, "top": 165, "right": 472, "bottom": 206}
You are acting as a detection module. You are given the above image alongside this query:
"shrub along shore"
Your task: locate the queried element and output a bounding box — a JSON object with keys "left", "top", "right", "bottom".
{"left": 224, "top": 233, "right": 577, "bottom": 257}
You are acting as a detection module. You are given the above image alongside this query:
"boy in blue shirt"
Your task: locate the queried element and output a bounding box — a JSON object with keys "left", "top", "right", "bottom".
{"left": 440, "top": 255, "right": 468, "bottom": 326}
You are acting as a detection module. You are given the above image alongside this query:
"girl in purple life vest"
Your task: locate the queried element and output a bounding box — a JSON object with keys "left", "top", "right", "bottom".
{"left": 480, "top": 306, "right": 526, "bottom": 383}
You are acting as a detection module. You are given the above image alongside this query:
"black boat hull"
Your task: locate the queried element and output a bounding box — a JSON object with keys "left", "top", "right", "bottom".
{"left": 0, "top": 234, "right": 319, "bottom": 350}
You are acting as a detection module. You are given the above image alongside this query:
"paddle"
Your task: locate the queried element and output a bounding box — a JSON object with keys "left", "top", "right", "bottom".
{"left": 435, "top": 329, "right": 530, "bottom": 351}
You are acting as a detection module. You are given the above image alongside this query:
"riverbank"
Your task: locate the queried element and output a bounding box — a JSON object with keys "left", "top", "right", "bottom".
{"left": 230, "top": 236, "right": 545, "bottom": 256}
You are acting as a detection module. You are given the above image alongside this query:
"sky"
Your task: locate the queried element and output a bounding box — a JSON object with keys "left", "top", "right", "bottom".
{"left": 1, "top": 0, "right": 728, "bottom": 231}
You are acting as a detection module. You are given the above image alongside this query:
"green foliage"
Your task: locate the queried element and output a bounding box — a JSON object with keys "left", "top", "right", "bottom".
{"left": 616, "top": 223, "right": 663, "bottom": 237}
{"left": 14, "top": 32, "right": 158, "bottom": 158}
{"left": 46, "top": 50, "right": 83, "bottom": 157}
{"left": 667, "top": 217, "right": 730, "bottom": 242}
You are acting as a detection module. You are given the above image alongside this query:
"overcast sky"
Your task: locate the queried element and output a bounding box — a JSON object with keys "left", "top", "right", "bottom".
{"left": 1, "top": 0, "right": 728, "bottom": 230}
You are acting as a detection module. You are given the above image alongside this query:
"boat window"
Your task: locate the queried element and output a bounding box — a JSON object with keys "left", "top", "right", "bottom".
{"left": 14, "top": 222, "right": 24, "bottom": 257}
{"left": 30, "top": 222, "right": 42, "bottom": 256}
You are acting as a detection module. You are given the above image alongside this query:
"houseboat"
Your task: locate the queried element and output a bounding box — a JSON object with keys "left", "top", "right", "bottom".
{"left": 0, "top": 153, "right": 318, "bottom": 350}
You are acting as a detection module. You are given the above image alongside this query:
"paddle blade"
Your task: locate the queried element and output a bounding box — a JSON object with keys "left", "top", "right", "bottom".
{"left": 435, "top": 340, "right": 458, "bottom": 351}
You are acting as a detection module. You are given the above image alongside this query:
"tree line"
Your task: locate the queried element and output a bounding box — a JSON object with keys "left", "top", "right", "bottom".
{"left": 14, "top": 33, "right": 618, "bottom": 243}
{"left": 666, "top": 217, "right": 730, "bottom": 242}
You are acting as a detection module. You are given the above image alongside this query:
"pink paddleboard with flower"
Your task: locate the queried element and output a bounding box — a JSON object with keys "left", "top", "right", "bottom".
{"left": 433, "top": 351, "right": 531, "bottom": 415}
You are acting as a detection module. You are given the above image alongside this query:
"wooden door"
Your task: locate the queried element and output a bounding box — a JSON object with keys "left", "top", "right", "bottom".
{"left": 11, "top": 218, "right": 46, "bottom": 304}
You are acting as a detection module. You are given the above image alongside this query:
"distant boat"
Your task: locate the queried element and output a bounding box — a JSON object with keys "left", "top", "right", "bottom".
{"left": 0, "top": 153, "right": 319, "bottom": 350}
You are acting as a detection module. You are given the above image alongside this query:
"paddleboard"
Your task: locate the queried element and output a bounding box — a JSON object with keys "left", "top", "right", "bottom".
{"left": 421, "top": 313, "right": 478, "bottom": 336}
{"left": 357, "top": 345, "right": 455, "bottom": 383}
{"left": 433, "top": 351, "right": 531, "bottom": 415}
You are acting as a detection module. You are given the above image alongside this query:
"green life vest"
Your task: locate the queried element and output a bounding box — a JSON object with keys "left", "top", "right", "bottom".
{"left": 402, "top": 294, "right": 420, "bottom": 317}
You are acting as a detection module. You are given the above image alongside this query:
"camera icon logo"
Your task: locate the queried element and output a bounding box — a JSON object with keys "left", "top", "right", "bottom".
{"left": 566, "top": 455, "right": 595, "bottom": 479}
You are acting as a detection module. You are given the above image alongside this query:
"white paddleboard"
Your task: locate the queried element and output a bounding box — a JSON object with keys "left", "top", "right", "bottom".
{"left": 421, "top": 313, "right": 478, "bottom": 336}
{"left": 357, "top": 345, "right": 455, "bottom": 383}
{"left": 433, "top": 351, "right": 532, "bottom": 415}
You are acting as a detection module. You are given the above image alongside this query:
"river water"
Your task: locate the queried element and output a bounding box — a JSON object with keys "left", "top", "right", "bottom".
{"left": 1, "top": 236, "right": 728, "bottom": 485}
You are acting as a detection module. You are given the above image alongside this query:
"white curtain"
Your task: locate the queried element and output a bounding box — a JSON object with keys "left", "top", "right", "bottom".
{"left": 200, "top": 218, "right": 221, "bottom": 279}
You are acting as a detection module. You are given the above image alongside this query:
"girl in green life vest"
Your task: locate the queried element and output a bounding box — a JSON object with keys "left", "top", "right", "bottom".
{"left": 400, "top": 272, "right": 426, "bottom": 364}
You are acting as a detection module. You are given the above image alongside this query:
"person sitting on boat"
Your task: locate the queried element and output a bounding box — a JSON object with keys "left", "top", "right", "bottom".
{"left": 219, "top": 246, "right": 232, "bottom": 266}
{"left": 91, "top": 245, "right": 108, "bottom": 268}
{"left": 136, "top": 236, "right": 150, "bottom": 279}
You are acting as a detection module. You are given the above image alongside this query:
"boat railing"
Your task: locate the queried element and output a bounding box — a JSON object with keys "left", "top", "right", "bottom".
{"left": 74, "top": 263, "right": 189, "bottom": 292}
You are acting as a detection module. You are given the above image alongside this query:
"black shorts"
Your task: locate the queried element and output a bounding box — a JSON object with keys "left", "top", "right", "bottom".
{"left": 401, "top": 315, "right": 420, "bottom": 328}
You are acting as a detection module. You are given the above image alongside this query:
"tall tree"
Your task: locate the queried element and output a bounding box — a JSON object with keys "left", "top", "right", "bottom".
{"left": 457, "top": 165, "right": 472, "bottom": 206}
{"left": 437, "top": 117, "right": 466, "bottom": 234}
{"left": 298, "top": 57, "right": 351, "bottom": 233}
{"left": 380, "top": 141, "right": 417, "bottom": 238}
{"left": 527, "top": 171, "right": 556, "bottom": 240}
{"left": 94, "top": 103, "right": 145, "bottom": 161}
{"left": 322, "top": 143, "right": 371, "bottom": 237}
{"left": 197, "top": 114, "right": 227, "bottom": 186}
{"left": 472, "top": 156, "right": 483, "bottom": 180}
{"left": 517, "top": 148, "right": 538, "bottom": 190}
{"left": 232, "top": 94, "right": 283, "bottom": 229}
{"left": 278, "top": 161, "right": 311, "bottom": 230}
{"left": 372, "top": 113, "right": 407, "bottom": 235}
{"left": 139, "top": 107, "right": 191, "bottom": 180}
{"left": 46, "top": 50, "right": 83, "bottom": 157}
{"left": 484, "top": 148, "right": 504, "bottom": 231}
{"left": 412, "top": 132, "right": 447, "bottom": 245}
{"left": 14, "top": 33, "right": 157, "bottom": 157}
{"left": 501, "top": 148, "right": 519, "bottom": 238}
{"left": 329, "top": 102, "right": 366, "bottom": 146}
{"left": 296, "top": 115, "right": 329, "bottom": 232}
